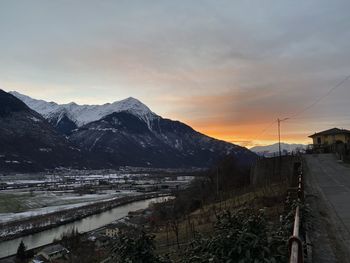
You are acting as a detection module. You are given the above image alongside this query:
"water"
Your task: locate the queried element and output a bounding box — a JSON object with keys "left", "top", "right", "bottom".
{"left": 0, "top": 196, "right": 168, "bottom": 258}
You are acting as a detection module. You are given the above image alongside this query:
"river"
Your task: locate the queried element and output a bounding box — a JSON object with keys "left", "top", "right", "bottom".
{"left": 0, "top": 196, "right": 168, "bottom": 258}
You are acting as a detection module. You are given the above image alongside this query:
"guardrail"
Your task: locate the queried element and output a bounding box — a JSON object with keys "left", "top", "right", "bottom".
{"left": 288, "top": 171, "right": 304, "bottom": 263}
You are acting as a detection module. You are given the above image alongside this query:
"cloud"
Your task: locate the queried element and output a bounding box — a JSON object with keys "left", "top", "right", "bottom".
{"left": 0, "top": 0, "right": 350, "bottom": 146}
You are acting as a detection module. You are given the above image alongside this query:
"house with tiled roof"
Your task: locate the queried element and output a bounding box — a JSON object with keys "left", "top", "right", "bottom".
{"left": 37, "top": 244, "right": 69, "bottom": 262}
{"left": 309, "top": 128, "right": 350, "bottom": 153}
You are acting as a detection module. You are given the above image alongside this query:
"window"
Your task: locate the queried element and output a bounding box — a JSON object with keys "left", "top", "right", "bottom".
{"left": 317, "top": 137, "right": 321, "bottom": 144}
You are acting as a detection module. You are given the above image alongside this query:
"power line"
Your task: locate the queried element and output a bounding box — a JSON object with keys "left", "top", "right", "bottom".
{"left": 259, "top": 120, "right": 277, "bottom": 135}
{"left": 251, "top": 119, "right": 277, "bottom": 142}
{"left": 251, "top": 74, "right": 350, "bottom": 144}
{"left": 288, "top": 74, "right": 350, "bottom": 119}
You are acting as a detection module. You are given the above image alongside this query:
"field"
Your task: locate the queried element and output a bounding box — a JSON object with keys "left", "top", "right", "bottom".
{"left": 0, "top": 192, "right": 33, "bottom": 213}
{"left": 0, "top": 189, "right": 138, "bottom": 223}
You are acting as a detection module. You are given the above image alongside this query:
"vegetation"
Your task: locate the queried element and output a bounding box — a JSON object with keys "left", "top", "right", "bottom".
{"left": 111, "top": 230, "right": 166, "bottom": 263}
{"left": 59, "top": 228, "right": 81, "bottom": 251}
{"left": 57, "top": 228, "right": 102, "bottom": 263}
{"left": 152, "top": 155, "right": 252, "bottom": 222}
{"left": 113, "top": 154, "right": 299, "bottom": 262}
{"left": 111, "top": 203, "right": 293, "bottom": 263}
{"left": 184, "top": 209, "right": 289, "bottom": 263}
{"left": 16, "top": 241, "right": 28, "bottom": 263}
{"left": 0, "top": 193, "right": 31, "bottom": 213}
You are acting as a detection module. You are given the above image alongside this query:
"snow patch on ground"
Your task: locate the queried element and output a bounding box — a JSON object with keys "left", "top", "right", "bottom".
{"left": 5, "top": 160, "right": 20, "bottom": 164}
{"left": 39, "top": 148, "right": 52, "bottom": 152}
{"left": 29, "top": 116, "right": 41, "bottom": 122}
{"left": 0, "top": 190, "right": 139, "bottom": 223}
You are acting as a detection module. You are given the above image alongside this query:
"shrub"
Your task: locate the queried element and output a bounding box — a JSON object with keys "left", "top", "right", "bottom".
{"left": 184, "top": 209, "right": 289, "bottom": 263}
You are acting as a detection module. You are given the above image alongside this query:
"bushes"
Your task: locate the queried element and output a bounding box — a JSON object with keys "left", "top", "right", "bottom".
{"left": 184, "top": 209, "right": 289, "bottom": 263}
{"left": 110, "top": 209, "right": 291, "bottom": 262}
{"left": 111, "top": 230, "right": 167, "bottom": 263}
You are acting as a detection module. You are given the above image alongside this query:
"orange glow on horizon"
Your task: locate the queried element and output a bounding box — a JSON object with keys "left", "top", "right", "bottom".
{"left": 199, "top": 129, "right": 312, "bottom": 148}
{"left": 185, "top": 121, "right": 312, "bottom": 148}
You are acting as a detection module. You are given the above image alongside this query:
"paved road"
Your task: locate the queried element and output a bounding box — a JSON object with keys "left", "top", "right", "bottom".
{"left": 304, "top": 154, "right": 350, "bottom": 262}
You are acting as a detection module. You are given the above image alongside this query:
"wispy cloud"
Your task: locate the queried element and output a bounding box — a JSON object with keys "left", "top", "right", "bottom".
{"left": 1, "top": 0, "right": 350, "bottom": 146}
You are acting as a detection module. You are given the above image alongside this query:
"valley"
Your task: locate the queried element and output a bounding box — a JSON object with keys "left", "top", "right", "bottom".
{"left": 1, "top": 2, "right": 348, "bottom": 262}
{"left": 0, "top": 168, "right": 196, "bottom": 217}
{"left": 0, "top": 89, "right": 258, "bottom": 261}
{"left": 2, "top": 90, "right": 256, "bottom": 170}
{"left": 0, "top": 167, "right": 192, "bottom": 258}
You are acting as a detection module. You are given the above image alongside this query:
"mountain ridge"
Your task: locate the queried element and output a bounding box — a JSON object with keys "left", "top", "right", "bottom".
{"left": 250, "top": 142, "right": 306, "bottom": 157}
{"left": 0, "top": 90, "right": 102, "bottom": 172}
{"left": 7, "top": 90, "right": 257, "bottom": 169}
{"left": 10, "top": 91, "right": 158, "bottom": 133}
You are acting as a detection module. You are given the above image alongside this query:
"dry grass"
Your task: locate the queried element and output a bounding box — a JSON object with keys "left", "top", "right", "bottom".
{"left": 152, "top": 182, "right": 288, "bottom": 260}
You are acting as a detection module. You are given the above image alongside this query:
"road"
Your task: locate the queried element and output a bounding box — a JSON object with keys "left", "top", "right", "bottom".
{"left": 304, "top": 154, "right": 350, "bottom": 263}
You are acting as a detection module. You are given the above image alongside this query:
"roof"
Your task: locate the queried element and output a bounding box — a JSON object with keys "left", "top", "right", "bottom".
{"left": 40, "top": 244, "right": 68, "bottom": 255}
{"left": 309, "top": 128, "right": 350, "bottom": 138}
{"left": 105, "top": 222, "right": 127, "bottom": 230}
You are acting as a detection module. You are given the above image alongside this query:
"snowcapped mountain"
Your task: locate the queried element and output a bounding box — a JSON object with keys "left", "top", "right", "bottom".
{"left": 9, "top": 90, "right": 257, "bottom": 169}
{"left": 250, "top": 143, "right": 306, "bottom": 157}
{"left": 0, "top": 90, "right": 100, "bottom": 172}
{"left": 10, "top": 91, "right": 158, "bottom": 134}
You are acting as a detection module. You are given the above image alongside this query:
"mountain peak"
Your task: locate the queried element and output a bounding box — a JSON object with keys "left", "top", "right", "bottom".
{"left": 10, "top": 91, "right": 157, "bottom": 127}
{"left": 112, "top": 96, "right": 142, "bottom": 106}
{"left": 250, "top": 142, "right": 307, "bottom": 157}
{"left": 112, "top": 97, "right": 148, "bottom": 108}
{"left": 114, "top": 96, "right": 152, "bottom": 112}
{"left": 124, "top": 96, "right": 139, "bottom": 102}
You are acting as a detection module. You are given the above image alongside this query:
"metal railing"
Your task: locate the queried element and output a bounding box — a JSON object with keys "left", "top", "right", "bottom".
{"left": 288, "top": 172, "right": 304, "bottom": 263}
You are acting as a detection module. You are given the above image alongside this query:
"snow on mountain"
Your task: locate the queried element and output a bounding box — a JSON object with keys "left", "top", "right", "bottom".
{"left": 5, "top": 90, "right": 257, "bottom": 169}
{"left": 250, "top": 143, "right": 306, "bottom": 157}
{"left": 10, "top": 91, "right": 158, "bottom": 128}
{"left": 0, "top": 90, "right": 96, "bottom": 172}
{"left": 69, "top": 111, "right": 257, "bottom": 168}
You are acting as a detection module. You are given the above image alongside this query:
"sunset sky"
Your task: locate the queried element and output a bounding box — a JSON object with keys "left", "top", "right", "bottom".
{"left": 1, "top": 1, "right": 350, "bottom": 147}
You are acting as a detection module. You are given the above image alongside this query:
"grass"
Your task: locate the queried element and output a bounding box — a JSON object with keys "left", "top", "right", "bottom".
{"left": 0, "top": 192, "right": 33, "bottom": 213}
{"left": 0, "top": 190, "right": 121, "bottom": 214}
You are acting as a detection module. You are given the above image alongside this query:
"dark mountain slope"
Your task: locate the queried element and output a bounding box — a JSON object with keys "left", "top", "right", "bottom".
{"left": 10, "top": 90, "right": 257, "bottom": 169}
{"left": 0, "top": 90, "right": 100, "bottom": 172}
{"left": 70, "top": 112, "right": 257, "bottom": 168}
{"left": 0, "top": 90, "right": 28, "bottom": 117}
{"left": 48, "top": 113, "right": 78, "bottom": 135}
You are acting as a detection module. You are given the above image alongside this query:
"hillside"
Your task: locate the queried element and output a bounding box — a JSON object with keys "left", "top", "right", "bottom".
{"left": 0, "top": 90, "right": 99, "bottom": 172}
{"left": 10, "top": 91, "right": 257, "bottom": 169}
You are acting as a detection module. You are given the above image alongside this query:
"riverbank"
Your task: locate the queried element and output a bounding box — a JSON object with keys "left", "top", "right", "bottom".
{"left": 0, "top": 191, "right": 170, "bottom": 242}
{"left": 0, "top": 195, "right": 172, "bottom": 259}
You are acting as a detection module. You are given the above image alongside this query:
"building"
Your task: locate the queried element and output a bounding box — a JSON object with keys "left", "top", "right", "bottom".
{"left": 105, "top": 225, "right": 119, "bottom": 238}
{"left": 37, "top": 244, "right": 69, "bottom": 261}
{"left": 309, "top": 128, "right": 350, "bottom": 152}
{"left": 135, "top": 184, "right": 158, "bottom": 192}
{"left": 105, "top": 222, "right": 127, "bottom": 238}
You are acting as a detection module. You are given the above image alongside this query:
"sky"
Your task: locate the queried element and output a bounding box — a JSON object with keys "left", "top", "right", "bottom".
{"left": 1, "top": 0, "right": 350, "bottom": 147}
